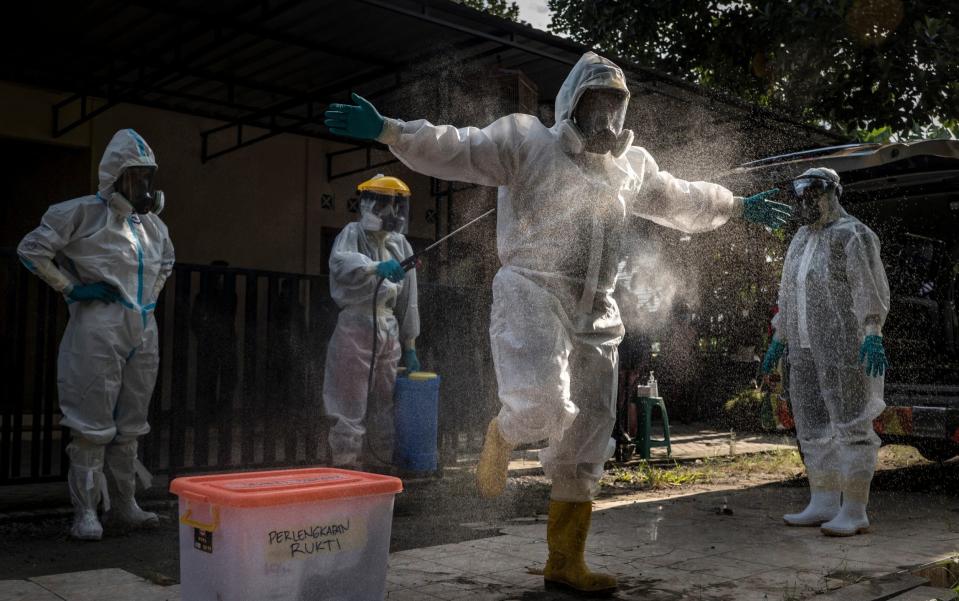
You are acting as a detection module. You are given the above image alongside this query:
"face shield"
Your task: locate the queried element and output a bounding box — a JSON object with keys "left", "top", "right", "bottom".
{"left": 572, "top": 88, "right": 630, "bottom": 155}
{"left": 359, "top": 191, "right": 409, "bottom": 234}
{"left": 116, "top": 166, "right": 159, "bottom": 214}
{"left": 791, "top": 174, "right": 838, "bottom": 226}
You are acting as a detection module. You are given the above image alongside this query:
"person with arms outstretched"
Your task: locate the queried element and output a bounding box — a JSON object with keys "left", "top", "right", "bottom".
{"left": 326, "top": 53, "right": 789, "bottom": 594}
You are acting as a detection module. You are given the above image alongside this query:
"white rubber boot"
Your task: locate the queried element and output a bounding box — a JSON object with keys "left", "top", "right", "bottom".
{"left": 109, "top": 497, "right": 159, "bottom": 528}
{"left": 821, "top": 499, "right": 870, "bottom": 536}
{"left": 104, "top": 440, "right": 158, "bottom": 529}
{"left": 823, "top": 441, "right": 877, "bottom": 536}
{"left": 66, "top": 439, "right": 108, "bottom": 541}
{"left": 332, "top": 451, "right": 362, "bottom": 471}
{"left": 70, "top": 509, "right": 103, "bottom": 541}
{"left": 783, "top": 489, "right": 841, "bottom": 527}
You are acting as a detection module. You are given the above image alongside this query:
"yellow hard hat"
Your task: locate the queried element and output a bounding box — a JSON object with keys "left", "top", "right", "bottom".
{"left": 357, "top": 174, "right": 411, "bottom": 197}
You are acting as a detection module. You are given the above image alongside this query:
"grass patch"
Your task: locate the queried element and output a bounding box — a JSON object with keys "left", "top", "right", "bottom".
{"left": 601, "top": 449, "right": 804, "bottom": 492}
{"left": 715, "top": 448, "right": 805, "bottom": 476}
{"left": 878, "top": 444, "right": 929, "bottom": 469}
{"left": 603, "top": 462, "right": 709, "bottom": 490}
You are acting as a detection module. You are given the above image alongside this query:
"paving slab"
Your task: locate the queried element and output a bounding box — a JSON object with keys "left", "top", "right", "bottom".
{"left": 893, "top": 586, "right": 959, "bottom": 601}
{"left": 0, "top": 580, "right": 62, "bottom": 601}
{"left": 806, "top": 573, "right": 930, "bottom": 600}
{"left": 29, "top": 569, "right": 178, "bottom": 601}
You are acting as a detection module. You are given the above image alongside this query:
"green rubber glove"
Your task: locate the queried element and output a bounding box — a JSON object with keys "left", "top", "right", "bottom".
{"left": 762, "top": 338, "right": 786, "bottom": 374}
{"left": 324, "top": 93, "right": 385, "bottom": 140}
{"left": 403, "top": 348, "right": 421, "bottom": 373}
{"left": 859, "top": 335, "right": 888, "bottom": 377}
{"left": 67, "top": 282, "right": 121, "bottom": 304}
{"left": 742, "top": 188, "right": 792, "bottom": 230}
{"left": 376, "top": 259, "right": 406, "bottom": 283}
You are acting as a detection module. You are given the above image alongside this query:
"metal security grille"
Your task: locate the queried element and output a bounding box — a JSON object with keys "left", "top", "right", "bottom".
{"left": 0, "top": 256, "right": 68, "bottom": 484}
{"left": 1, "top": 255, "right": 495, "bottom": 486}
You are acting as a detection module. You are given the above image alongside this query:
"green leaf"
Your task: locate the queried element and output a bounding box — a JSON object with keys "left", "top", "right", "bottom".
{"left": 548, "top": 0, "right": 958, "bottom": 139}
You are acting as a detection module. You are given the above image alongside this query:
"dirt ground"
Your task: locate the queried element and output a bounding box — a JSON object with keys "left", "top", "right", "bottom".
{"left": 0, "top": 445, "right": 955, "bottom": 584}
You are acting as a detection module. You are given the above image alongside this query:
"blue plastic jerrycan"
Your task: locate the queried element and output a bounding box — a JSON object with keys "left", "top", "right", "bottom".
{"left": 393, "top": 371, "right": 441, "bottom": 472}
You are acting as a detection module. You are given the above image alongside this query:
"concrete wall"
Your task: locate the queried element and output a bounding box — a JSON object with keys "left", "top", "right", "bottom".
{"left": 0, "top": 81, "right": 436, "bottom": 275}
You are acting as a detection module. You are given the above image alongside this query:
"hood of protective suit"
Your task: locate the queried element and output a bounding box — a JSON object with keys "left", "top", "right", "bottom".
{"left": 555, "top": 52, "right": 634, "bottom": 157}
{"left": 555, "top": 52, "right": 631, "bottom": 123}
{"left": 97, "top": 129, "right": 158, "bottom": 210}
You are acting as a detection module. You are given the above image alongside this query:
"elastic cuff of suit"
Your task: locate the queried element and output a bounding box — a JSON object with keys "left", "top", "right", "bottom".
{"left": 808, "top": 471, "right": 841, "bottom": 491}
{"left": 550, "top": 478, "right": 598, "bottom": 503}
{"left": 377, "top": 118, "right": 403, "bottom": 146}
{"left": 732, "top": 195, "right": 744, "bottom": 217}
{"left": 844, "top": 477, "right": 873, "bottom": 504}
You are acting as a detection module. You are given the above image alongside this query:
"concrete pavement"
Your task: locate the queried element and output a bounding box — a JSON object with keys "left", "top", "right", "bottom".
{"left": 2, "top": 484, "right": 956, "bottom": 600}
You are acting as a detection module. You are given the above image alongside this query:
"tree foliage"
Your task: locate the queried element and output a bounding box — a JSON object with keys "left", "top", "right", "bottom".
{"left": 547, "top": 0, "right": 958, "bottom": 139}
{"left": 455, "top": 0, "right": 522, "bottom": 22}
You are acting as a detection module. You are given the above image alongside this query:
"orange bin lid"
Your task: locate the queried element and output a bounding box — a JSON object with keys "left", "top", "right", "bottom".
{"left": 170, "top": 467, "right": 402, "bottom": 508}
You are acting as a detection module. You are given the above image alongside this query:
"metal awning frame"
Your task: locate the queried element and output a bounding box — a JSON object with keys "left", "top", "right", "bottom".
{"left": 33, "top": 0, "right": 845, "bottom": 163}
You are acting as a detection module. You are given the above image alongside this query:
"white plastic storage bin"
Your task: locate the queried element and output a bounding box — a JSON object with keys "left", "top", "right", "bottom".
{"left": 171, "top": 467, "right": 402, "bottom": 601}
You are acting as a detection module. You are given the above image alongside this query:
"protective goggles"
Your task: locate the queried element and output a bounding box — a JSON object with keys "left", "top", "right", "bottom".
{"left": 360, "top": 191, "right": 409, "bottom": 234}
{"left": 792, "top": 174, "right": 837, "bottom": 200}
{"left": 573, "top": 88, "right": 628, "bottom": 136}
{"left": 117, "top": 166, "right": 159, "bottom": 214}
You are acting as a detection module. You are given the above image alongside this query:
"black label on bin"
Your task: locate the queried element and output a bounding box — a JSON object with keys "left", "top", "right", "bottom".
{"left": 194, "top": 528, "right": 213, "bottom": 553}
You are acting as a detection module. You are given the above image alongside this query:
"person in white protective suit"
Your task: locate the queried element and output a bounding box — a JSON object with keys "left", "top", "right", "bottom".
{"left": 762, "top": 167, "right": 890, "bottom": 537}
{"left": 17, "top": 129, "right": 174, "bottom": 541}
{"left": 323, "top": 174, "right": 421, "bottom": 470}
{"left": 324, "top": 52, "right": 788, "bottom": 594}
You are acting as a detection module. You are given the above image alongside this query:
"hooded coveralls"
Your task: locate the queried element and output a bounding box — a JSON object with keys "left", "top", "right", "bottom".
{"left": 377, "top": 52, "right": 739, "bottom": 500}
{"left": 18, "top": 129, "right": 174, "bottom": 519}
{"left": 323, "top": 222, "right": 420, "bottom": 466}
{"left": 774, "top": 180, "right": 889, "bottom": 501}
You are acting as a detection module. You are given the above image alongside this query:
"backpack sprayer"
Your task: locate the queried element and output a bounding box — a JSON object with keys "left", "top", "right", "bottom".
{"left": 363, "top": 207, "right": 496, "bottom": 468}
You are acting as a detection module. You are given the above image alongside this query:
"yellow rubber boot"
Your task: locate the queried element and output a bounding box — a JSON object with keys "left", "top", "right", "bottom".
{"left": 543, "top": 500, "right": 617, "bottom": 596}
{"left": 476, "top": 418, "right": 514, "bottom": 498}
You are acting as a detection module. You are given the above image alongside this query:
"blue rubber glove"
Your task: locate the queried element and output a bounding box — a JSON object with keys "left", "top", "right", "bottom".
{"left": 859, "top": 335, "right": 888, "bottom": 377}
{"left": 376, "top": 259, "right": 406, "bottom": 283}
{"left": 403, "top": 348, "right": 421, "bottom": 373}
{"left": 324, "top": 93, "right": 385, "bottom": 140}
{"left": 742, "top": 189, "right": 792, "bottom": 230}
{"left": 761, "top": 338, "right": 786, "bottom": 374}
{"left": 67, "top": 281, "right": 121, "bottom": 304}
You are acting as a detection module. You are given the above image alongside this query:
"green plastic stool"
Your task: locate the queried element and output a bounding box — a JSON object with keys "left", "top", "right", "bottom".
{"left": 634, "top": 396, "right": 672, "bottom": 460}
